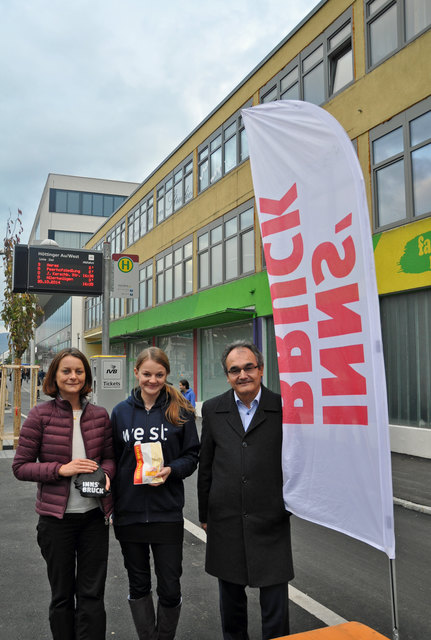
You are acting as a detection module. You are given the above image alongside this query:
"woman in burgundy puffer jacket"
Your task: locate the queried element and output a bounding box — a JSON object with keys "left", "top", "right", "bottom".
{"left": 12, "top": 347, "right": 115, "bottom": 640}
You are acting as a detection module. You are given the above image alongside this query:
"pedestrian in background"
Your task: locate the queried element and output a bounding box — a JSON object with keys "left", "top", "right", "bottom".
{"left": 37, "top": 366, "right": 46, "bottom": 399}
{"left": 12, "top": 347, "right": 115, "bottom": 640}
{"left": 179, "top": 378, "right": 196, "bottom": 408}
{"left": 111, "top": 347, "right": 200, "bottom": 640}
{"left": 198, "top": 340, "right": 293, "bottom": 640}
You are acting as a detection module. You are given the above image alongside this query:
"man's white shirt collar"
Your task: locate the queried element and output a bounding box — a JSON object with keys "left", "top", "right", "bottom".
{"left": 234, "top": 386, "right": 262, "bottom": 409}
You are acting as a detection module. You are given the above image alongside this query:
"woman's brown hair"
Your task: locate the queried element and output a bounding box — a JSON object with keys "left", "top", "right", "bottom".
{"left": 135, "top": 347, "right": 194, "bottom": 426}
{"left": 43, "top": 348, "right": 92, "bottom": 398}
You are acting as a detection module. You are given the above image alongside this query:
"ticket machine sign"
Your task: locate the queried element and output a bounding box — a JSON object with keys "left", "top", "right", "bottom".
{"left": 101, "top": 359, "right": 123, "bottom": 390}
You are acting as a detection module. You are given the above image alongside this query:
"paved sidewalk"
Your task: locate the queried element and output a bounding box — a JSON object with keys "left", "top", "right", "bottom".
{"left": 391, "top": 451, "right": 431, "bottom": 512}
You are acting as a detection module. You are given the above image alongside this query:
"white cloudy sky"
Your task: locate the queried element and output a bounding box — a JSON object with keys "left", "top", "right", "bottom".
{"left": 0, "top": 0, "right": 320, "bottom": 332}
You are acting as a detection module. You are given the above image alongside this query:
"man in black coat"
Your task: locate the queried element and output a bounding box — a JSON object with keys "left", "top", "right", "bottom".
{"left": 198, "top": 340, "right": 293, "bottom": 640}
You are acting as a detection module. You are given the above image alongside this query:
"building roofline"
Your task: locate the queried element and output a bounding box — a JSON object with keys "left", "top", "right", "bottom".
{"left": 128, "top": 0, "right": 327, "bottom": 192}
{"left": 89, "top": 0, "right": 328, "bottom": 240}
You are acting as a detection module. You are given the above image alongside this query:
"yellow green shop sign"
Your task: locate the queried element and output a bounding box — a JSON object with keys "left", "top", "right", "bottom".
{"left": 399, "top": 232, "right": 431, "bottom": 273}
{"left": 374, "top": 218, "right": 431, "bottom": 294}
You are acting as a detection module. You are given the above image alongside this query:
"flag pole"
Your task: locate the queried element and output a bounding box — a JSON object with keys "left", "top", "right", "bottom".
{"left": 389, "top": 558, "right": 400, "bottom": 640}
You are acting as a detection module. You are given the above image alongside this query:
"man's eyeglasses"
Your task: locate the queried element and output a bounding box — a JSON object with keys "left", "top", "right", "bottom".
{"left": 227, "top": 364, "right": 259, "bottom": 376}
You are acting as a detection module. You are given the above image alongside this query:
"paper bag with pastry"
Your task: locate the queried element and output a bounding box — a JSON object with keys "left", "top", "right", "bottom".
{"left": 134, "top": 441, "right": 164, "bottom": 485}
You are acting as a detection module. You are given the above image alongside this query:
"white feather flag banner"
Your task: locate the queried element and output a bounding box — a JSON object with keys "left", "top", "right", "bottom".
{"left": 242, "top": 101, "right": 395, "bottom": 558}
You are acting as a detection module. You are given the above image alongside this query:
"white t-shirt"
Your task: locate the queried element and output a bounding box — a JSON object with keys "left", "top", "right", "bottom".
{"left": 65, "top": 410, "right": 99, "bottom": 513}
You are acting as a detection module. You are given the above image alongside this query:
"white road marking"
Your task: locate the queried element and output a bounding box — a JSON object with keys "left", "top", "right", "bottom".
{"left": 184, "top": 518, "right": 348, "bottom": 627}
{"left": 185, "top": 518, "right": 207, "bottom": 542}
{"left": 289, "top": 585, "right": 347, "bottom": 626}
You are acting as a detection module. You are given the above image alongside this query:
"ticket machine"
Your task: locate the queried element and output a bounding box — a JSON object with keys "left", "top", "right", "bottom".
{"left": 90, "top": 355, "right": 127, "bottom": 415}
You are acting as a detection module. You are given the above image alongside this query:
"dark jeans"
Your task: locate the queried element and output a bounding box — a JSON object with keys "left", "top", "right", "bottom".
{"left": 218, "top": 578, "right": 290, "bottom": 640}
{"left": 119, "top": 540, "right": 183, "bottom": 607}
{"left": 37, "top": 508, "right": 108, "bottom": 640}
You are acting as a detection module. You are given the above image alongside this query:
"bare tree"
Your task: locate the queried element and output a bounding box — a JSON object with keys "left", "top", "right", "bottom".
{"left": 1, "top": 210, "right": 41, "bottom": 447}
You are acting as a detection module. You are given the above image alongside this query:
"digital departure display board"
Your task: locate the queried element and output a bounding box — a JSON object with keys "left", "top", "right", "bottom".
{"left": 13, "top": 246, "right": 104, "bottom": 295}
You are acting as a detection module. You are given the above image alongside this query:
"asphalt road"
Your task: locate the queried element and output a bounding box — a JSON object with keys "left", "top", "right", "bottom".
{"left": 1, "top": 461, "right": 430, "bottom": 640}
{"left": 1, "top": 383, "right": 430, "bottom": 639}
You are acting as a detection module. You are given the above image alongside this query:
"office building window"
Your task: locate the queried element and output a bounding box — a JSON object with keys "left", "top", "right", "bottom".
{"left": 198, "top": 202, "right": 255, "bottom": 289}
{"left": 381, "top": 289, "right": 431, "bottom": 428}
{"left": 156, "top": 253, "right": 172, "bottom": 304}
{"left": 156, "top": 237, "right": 193, "bottom": 304}
{"left": 107, "top": 220, "right": 126, "bottom": 253}
{"left": 127, "top": 195, "right": 154, "bottom": 246}
{"left": 174, "top": 241, "right": 193, "bottom": 298}
{"left": 328, "top": 22, "right": 354, "bottom": 94}
{"left": 47, "top": 230, "right": 93, "bottom": 249}
{"left": 302, "top": 44, "right": 325, "bottom": 104}
{"left": 200, "top": 320, "right": 254, "bottom": 401}
{"left": 49, "top": 189, "right": 126, "bottom": 217}
{"left": 260, "top": 10, "right": 353, "bottom": 106}
{"left": 366, "top": 0, "right": 431, "bottom": 69}
{"left": 140, "top": 262, "right": 153, "bottom": 310}
{"left": 110, "top": 297, "right": 122, "bottom": 320}
{"left": 156, "top": 332, "right": 194, "bottom": 388}
{"left": 198, "top": 104, "right": 251, "bottom": 193}
{"left": 157, "top": 156, "right": 193, "bottom": 224}
{"left": 371, "top": 97, "right": 431, "bottom": 230}
{"left": 128, "top": 260, "right": 153, "bottom": 314}
{"left": 85, "top": 296, "right": 102, "bottom": 330}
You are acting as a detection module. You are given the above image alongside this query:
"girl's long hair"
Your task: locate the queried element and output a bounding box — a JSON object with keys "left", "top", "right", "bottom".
{"left": 135, "top": 347, "right": 195, "bottom": 426}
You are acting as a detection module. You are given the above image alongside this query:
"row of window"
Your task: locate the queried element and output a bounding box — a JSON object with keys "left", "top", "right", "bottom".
{"left": 107, "top": 220, "right": 126, "bottom": 254}
{"left": 156, "top": 240, "right": 193, "bottom": 304}
{"left": 49, "top": 189, "right": 127, "bottom": 217}
{"left": 98, "top": 102, "right": 430, "bottom": 296}
{"left": 260, "top": 10, "right": 354, "bottom": 106}
{"left": 260, "top": 2, "right": 430, "bottom": 107}
{"left": 198, "top": 205, "right": 254, "bottom": 288}
{"left": 128, "top": 196, "right": 154, "bottom": 246}
{"left": 157, "top": 158, "right": 193, "bottom": 223}
{"left": 198, "top": 107, "right": 250, "bottom": 193}
{"left": 99, "top": 6, "right": 431, "bottom": 252}
{"left": 121, "top": 105, "right": 251, "bottom": 251}
{"left": 85, "top": 202, "right": 255, "bottom": 329}
{"left": 47, "top": 229, "right": 93, "bottom": 249}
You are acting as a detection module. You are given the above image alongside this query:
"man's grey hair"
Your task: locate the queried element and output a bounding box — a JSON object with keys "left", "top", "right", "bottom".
{"left": 221, "top": 340, "right": 264, "bottom": 375}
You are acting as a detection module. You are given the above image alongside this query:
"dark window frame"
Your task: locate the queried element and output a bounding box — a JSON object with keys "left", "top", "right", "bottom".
{"left": 127, "top": 193, "right": 154, "bottom": 247}
{"left": 365, "top": 0, "right": 431, "bottom": 71}
{"left": 197, "top": 102, "right": 252, "bottom": 194}
{"left": 106, "top": 219, "right": 126, "bottom": 254}
{"left": 49, "top": 188, "right": 126, "bottom": 217}
{"left": 155, "top": 236, "right": 193, "bottom": 305}
{"left": 260, "top": 9, "right": 353, "bottom": 106}
{"left": 156, "top": 155, "right": 193, "bottom": 224}
{"left": 370, "top": 96, "right": 431, "bottom": 232}
{"left": 381, "top": 289, "right": 431, "bottom": 428}
{"left": 197, "top": 200, "right": 255, "bottom": 290}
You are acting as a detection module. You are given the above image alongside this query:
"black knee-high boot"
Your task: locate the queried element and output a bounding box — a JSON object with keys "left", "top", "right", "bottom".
{"left": 157, "top": 601, "right": 181, "bottom": 640}
{"left": 128, "top": 593, "right": 157, "bottom": 640}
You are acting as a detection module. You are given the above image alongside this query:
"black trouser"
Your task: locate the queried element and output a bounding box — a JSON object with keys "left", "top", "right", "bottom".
{"left": 218, "top": 578, "right": 290, "bottom": 640}
{"left": 37, "top": 508, "right": 108, "bottom": 640}
{"left": 119, "top": 540, "right": 183, "bottom": 607}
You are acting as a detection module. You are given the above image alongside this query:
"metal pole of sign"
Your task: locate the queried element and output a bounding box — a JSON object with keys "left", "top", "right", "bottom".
{"left": 102, "top": 242, "right": 111, "bottom": 356}
{"left": 389, "top": 558, "right": 400, "bottom": 640}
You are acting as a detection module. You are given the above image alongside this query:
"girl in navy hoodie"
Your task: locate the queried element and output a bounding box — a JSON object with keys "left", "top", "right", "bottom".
{"left": 111, "top": 347, "right": 199, "bottom": 640}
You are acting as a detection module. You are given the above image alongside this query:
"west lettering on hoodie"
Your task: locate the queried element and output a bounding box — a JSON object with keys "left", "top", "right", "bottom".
{"left": 122, "top": 424, "right": 168, "bottom": 443}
